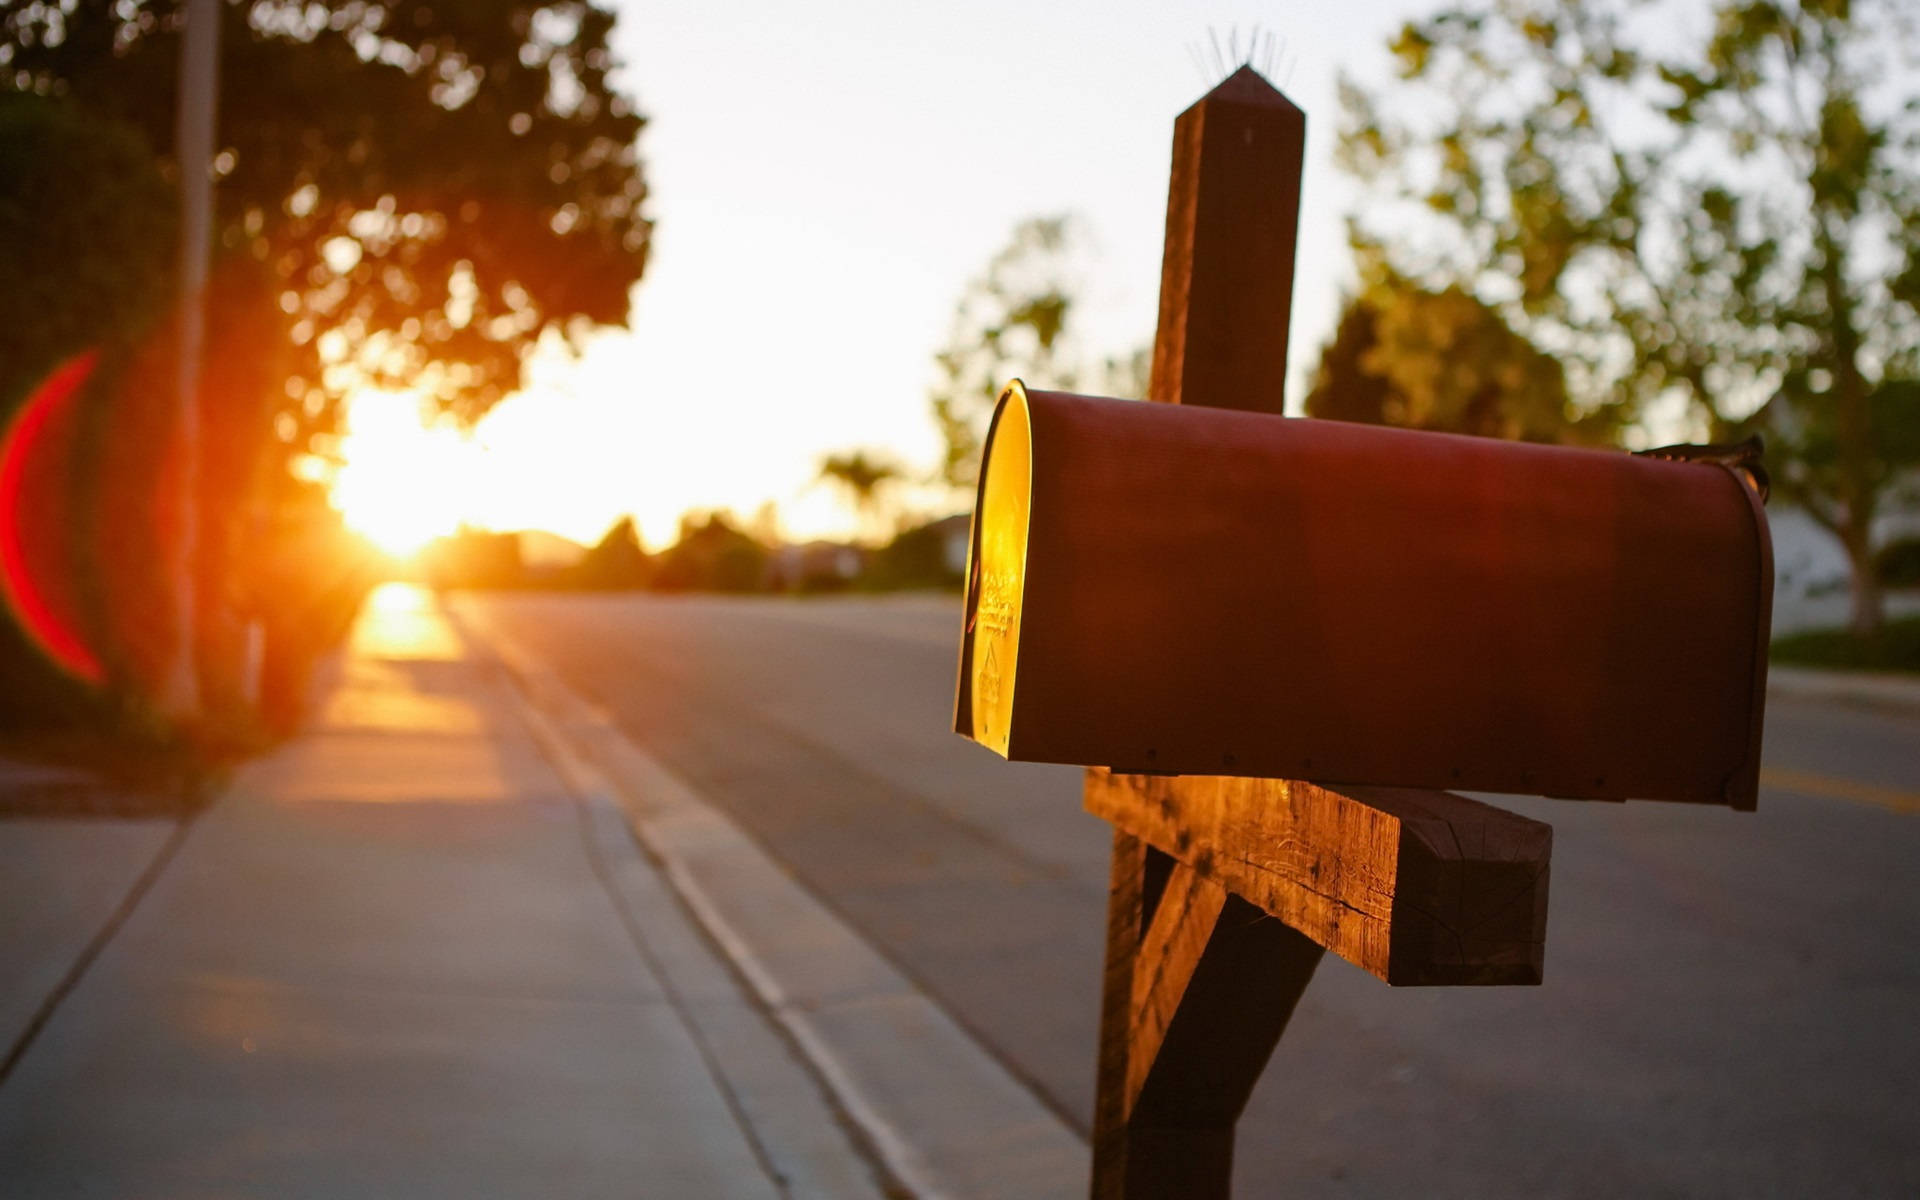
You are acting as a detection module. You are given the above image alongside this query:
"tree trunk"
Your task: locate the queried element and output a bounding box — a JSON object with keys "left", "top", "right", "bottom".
{"left": 1842, "top": 523, "right": 1885, "bottom": 641}
{"left": 1814, "top": 210, "right": 1882, "bottom": 641}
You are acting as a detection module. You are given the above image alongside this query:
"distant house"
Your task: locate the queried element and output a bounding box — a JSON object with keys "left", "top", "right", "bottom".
{"left": 652, "top": 514, "right": 769, "bottom": 593}
{"left": 1745, "top": 392, "right": 1920, "bottom": 632}
{"left": 930, "top": 513, "right": 970, "bottom": 577}
{"left": 869, "top": 513, "right": 970, "bottom": 590}
{"left": 1769, "top": 499, "right": 1920, "bottom": 634}
{"left": 766, "top": 540, "right": 868, "bottom": 592}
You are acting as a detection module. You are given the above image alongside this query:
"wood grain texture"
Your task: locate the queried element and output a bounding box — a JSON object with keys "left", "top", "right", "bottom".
{"left": 1148, "top": 65, "right": 1305, "bottom": 415}
{"left": 1124, "top": 863, "right": 1228, "bottom": 1116}
{"left": 1084, "top": 769, "right": 1552, "bottom": 986}
{"left": 1092, "top": 846, "right": 1324, "bottom": 1199}
{"left": 1092, "top": 832, "right": 1158, "bottom": 1200}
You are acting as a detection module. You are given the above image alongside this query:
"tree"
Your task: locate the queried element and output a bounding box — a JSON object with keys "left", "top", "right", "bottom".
{"left": 1307, "top": 274, "right": 1618, "bottom": 445}
{"left": 652, "top": 512, "right": 766, "bottom": 593}
{"left": 0, "top": 95, "right": 327, "bottom": 727}
{"left": 929, "top": 216, "right": 1080, "bottom": 491}
{"left": 0, "top": 95, "right": 176, "bottom": 408}
{"left": 1340, "top": 0, "right": 1920, "bottom": 636}
{"left": 569, "top": 515, "right": 649, "bottom": 589}
{"left": 1748, "top": 377, "right": 1920, "bottom": 605}
{"left": 4, "top": 0, "right": 651, "bottom": 446}
{"left": 927, "top": 215, "right": 1149, "bottom": 492}
{"left": 816, "top": 449, "right": 901, "bottom": 541}
{"left": 0, "top": 94, "right": 176, "bottom": 725}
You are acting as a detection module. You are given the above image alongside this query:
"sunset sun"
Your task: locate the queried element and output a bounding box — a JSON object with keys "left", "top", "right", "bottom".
{"left": 329, "top": 392, "right": 475, "bottom": 557}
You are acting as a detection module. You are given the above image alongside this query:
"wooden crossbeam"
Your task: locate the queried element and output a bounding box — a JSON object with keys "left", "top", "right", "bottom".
{"left": 1086, "top": 769, "right": 1552, "bottom": 986}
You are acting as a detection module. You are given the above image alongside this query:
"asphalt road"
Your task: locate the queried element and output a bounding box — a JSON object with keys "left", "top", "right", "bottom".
{"left": 470, "top": 592, "right": 1920, "bottom": 1199}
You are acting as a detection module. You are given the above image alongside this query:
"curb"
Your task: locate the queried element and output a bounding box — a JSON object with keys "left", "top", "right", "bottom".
{"left": 454, "top": 599, "right": 1088, "bottom": 1200}
{"left": 1767, "top": 665, "right": 1920, "bottom": 714}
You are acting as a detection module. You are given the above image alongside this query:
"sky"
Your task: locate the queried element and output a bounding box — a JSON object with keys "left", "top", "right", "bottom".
{"left": 338, "top": 0, "right": 1447, "bottom": 552}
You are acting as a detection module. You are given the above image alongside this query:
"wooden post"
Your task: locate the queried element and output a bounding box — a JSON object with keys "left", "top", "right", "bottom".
{"left": 1147, "top": 65, "right": 1305, "bottom": 415}
{"left": 1082, "top": 66, "right": 1561, "bottom": 1199}
{"left": 1089, "top": 66, "right": 1311, "bottom": 1199}
{"left": 1093, "top": 832, "right": 1323, "bottom": 1198}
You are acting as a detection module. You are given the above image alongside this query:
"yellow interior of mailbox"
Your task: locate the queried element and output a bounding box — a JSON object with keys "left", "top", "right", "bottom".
{"left": 968, "top": 385, "right": 1032, "bottom": 755}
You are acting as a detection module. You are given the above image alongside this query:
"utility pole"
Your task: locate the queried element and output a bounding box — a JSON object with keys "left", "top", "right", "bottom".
{"left": 168, "top": 0, "right": 219, "bottom": 719}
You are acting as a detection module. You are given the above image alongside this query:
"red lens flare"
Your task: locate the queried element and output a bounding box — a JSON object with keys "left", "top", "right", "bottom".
{"left": 0, "top": 351, "right": 107, "bottom": 685}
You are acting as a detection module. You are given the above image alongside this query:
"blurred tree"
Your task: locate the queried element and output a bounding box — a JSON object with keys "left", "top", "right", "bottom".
{"left": 929, "top": 216, "right": 1081, "bottom": 491}
{"left": 3, "top": 0, "right": 651, "bottom": 448}
{"left": 569, "top": 514, "right": 650, "bottom": 589}
{"left": 0, "top": 94, "right": 176, "bottom": 727}
{"left": 1340, "top": 0, "right": 1920, "bottom": 635}
{"left": 816, "top": 449, "right": 901, "bottom": 540}
{"left": 745, "top": 500, "right": 783, "bottom": 546}
{"left": 0, "top": 93, "right": 368, "bottom": 734}
{"left": 1878, "top": 532, "right": 1920, "bottom": 588}
{"left": 652, "top": 511, "right": 766, "bottom": 593}
{"left": 1307, "top": 275, "right": 1617, "bottom": 445}
{"left": 0, "top": 95, "right": 176, "bottom": 406}
{"left": 1097, "top": 344, "right": 1151, "bottom": 404}
{"left": 1745, "top": 375, "right": 1920, "bottom": 592}
{"left": 1305, "top": 295, "right": 1394, "bottom": 428}
{"left": 928, "top": 215, "right": 1148, "bottom": 493}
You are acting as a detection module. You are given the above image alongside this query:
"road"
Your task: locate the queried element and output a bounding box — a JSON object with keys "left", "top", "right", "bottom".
{"left": 467, "top": 592, "right": 1920, "bottom": 1199}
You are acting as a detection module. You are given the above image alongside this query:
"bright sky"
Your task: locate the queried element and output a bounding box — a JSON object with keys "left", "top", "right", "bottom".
{"left": 335, "top": 0, "right": 1445, "bottom": 553}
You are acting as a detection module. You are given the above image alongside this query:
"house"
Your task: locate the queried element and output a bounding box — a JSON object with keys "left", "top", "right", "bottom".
{"left": 869, "top": 514, "right": 970, "bottom": 590}
{"left": 765, "top": 540, "right": 867, "bottom": 592}
{"left": 1768, "top": 502, "right": 1920, "bottom": 634}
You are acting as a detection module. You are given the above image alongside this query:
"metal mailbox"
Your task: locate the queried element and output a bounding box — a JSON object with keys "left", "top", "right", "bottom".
{"left": 954, "top": 382, "right": 1773, "bottom": 809}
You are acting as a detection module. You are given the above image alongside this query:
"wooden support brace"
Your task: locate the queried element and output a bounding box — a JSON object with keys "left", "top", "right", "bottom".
{"left": 1093, "top": 834, "right": 1323, "bottom": 1199}
{"left": 1086, "top": 770, "right": 1552, "bottom": 986}
{"left": 1088, "top": 768, "right": 1552, "bottom": 1197}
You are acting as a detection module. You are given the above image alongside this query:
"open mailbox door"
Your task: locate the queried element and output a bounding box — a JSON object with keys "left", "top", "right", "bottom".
{"left": 955, "top": 382, "right": 1773, "bottom": 809}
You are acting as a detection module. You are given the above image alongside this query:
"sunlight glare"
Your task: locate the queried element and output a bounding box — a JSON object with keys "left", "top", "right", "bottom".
{"left": 330, "top": 392, "right": 475, "bottom": 557}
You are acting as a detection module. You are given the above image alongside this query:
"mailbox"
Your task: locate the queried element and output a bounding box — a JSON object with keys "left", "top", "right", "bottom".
{"left": 954, "top": 382, "right": 1773, "bottom": 809}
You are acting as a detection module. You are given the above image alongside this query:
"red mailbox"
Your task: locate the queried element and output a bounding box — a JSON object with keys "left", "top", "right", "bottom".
{"left": 954, "top": 383, "right": 1773, "bottom": 809}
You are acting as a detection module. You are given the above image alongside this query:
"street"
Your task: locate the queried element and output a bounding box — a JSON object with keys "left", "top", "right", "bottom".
{"left": 463, "top": 591, "right": 1920, "bottom": 1199}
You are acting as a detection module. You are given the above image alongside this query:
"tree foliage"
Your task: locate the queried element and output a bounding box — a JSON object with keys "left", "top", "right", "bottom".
{"left": 1307, "top": 274, "right": 1615, "bottom": 445}
{"left": 1341, "top": 0, "right": 1920, "bottom": 634}
{"left": 0, "top": 94, "right": 179, "bottom": 725}
{"left": 0, "top": 93, "right": 175, "bottom": 408}
{"left": 928, "top": 216, "right": 1078, "bottom": 491}
{"left": 816, "top": 448, "right": 901, "bottom": 539}
{"left": 927, "top": 215, "right": 1146, "bottom": 491}
{"left": 4, "top": 0, "right": 651, "bottom": 448}
{"left": 0, "top": 94, "right": 339, "bottom": 727}
{"left": 569, "top": 515, "right": 649, "bottom": 588}
{"left": 653, "top": 512, "right": 766, "bottom": 593}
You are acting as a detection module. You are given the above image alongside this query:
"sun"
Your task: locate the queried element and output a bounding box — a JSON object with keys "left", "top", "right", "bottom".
{"left": 329, "top": 392, "right": 475, "bottom": 557}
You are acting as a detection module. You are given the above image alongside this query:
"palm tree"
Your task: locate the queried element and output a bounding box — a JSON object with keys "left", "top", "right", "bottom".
{"left": 816, "top": 450, "right": 902, "bottom": 541}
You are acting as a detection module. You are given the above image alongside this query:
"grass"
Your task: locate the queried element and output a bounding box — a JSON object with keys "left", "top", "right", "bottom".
{"left": 1770, "top": 614, "right": 1920, "bottom": 675}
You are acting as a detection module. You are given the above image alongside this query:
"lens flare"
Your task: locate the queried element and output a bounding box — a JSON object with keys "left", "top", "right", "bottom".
{"left": 0, "top": 351, "right": 107, "bottom": 684}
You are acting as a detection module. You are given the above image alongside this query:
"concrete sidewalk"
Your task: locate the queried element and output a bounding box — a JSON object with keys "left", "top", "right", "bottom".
{"left": 0, "top": 586, "right": 888, "bottom": 1198}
